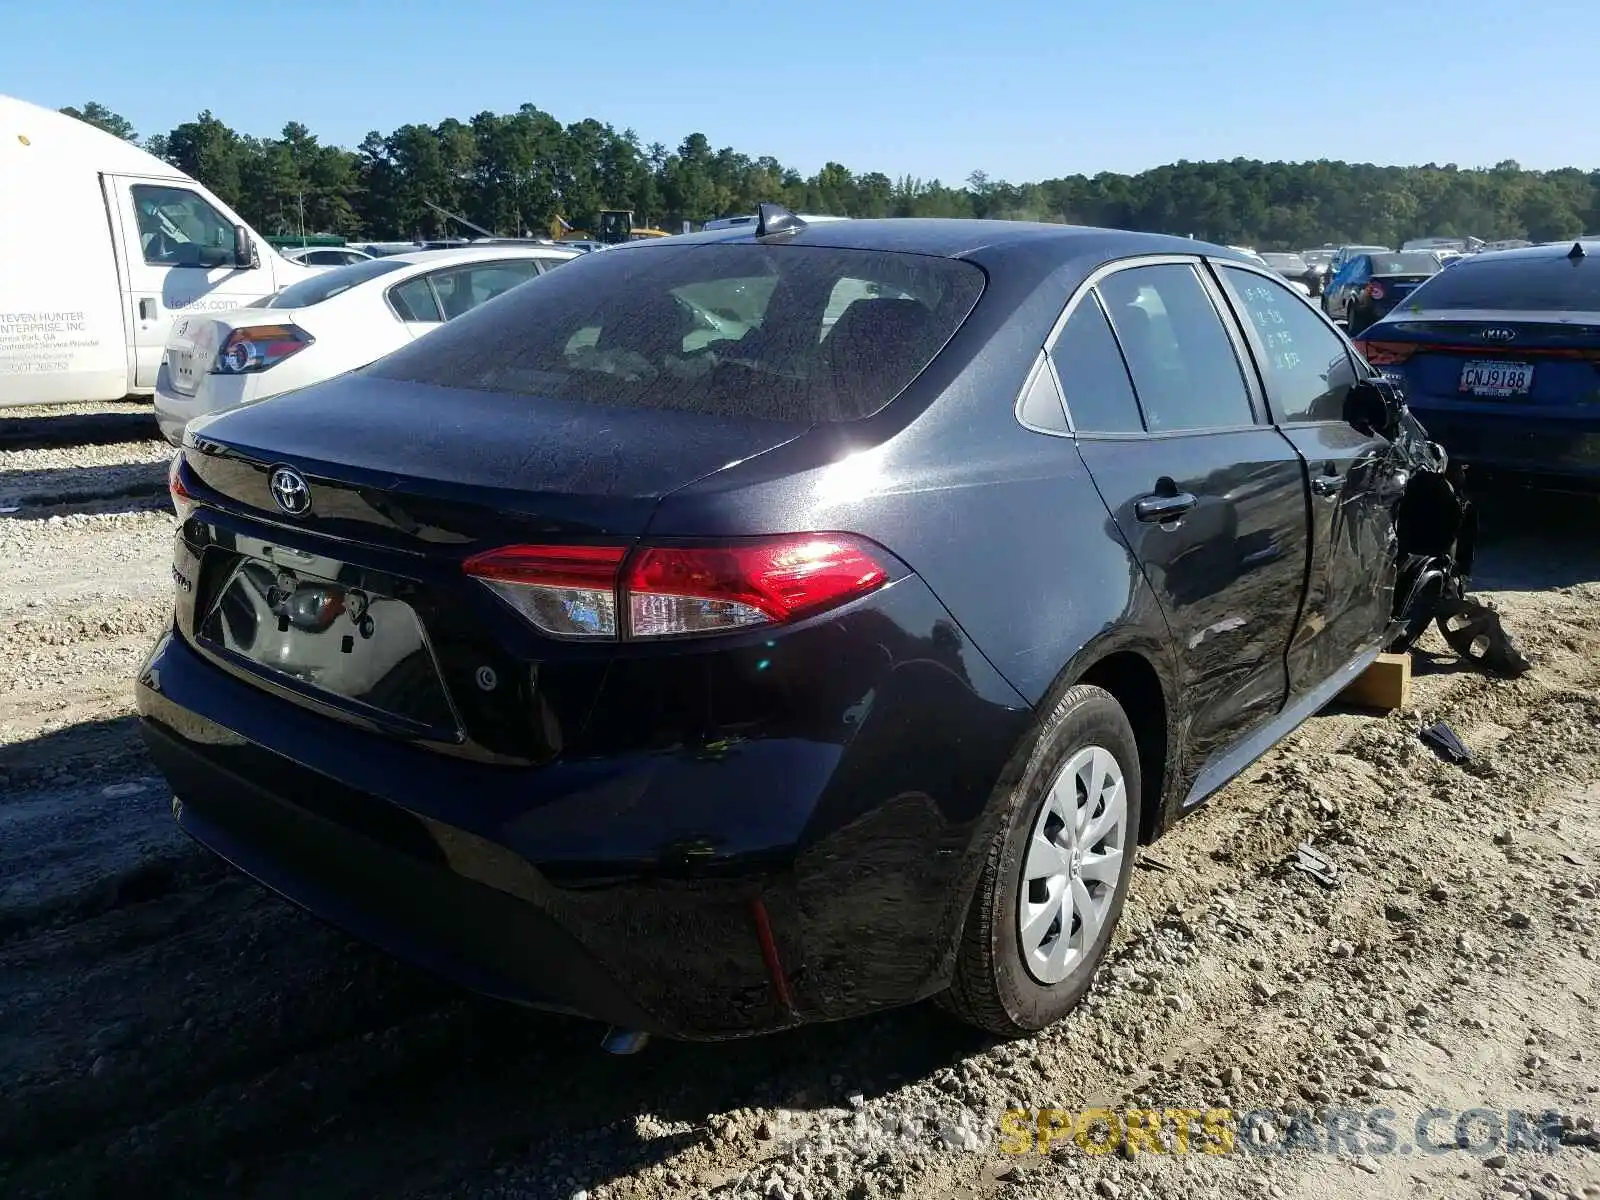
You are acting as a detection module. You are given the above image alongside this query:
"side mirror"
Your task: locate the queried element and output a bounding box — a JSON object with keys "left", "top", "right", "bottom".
{"left": 1346, "top": 376, "right": 1404, "bottom": 439}
{"left": 233, "top": 226, "right": 259, "bottom": 271}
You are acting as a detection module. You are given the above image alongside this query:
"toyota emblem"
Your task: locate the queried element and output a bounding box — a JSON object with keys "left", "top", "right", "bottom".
{"left": 268, "top": 465, "right": 312, "bottom": 516}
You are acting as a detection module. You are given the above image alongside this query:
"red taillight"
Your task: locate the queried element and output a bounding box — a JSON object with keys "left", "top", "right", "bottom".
{"left": 213, "top": 324, "right": 313, "bottom": 374}
{"left": 462, "top": 535, "right": 892, "bottom": 641}
{"left": 168, "top": 454, "right": 196, "bottom": 522}
{"left": 1352, "top": 339, "right": 1417, "bottom": 366}
{"left": 626, "top": 537, "right": 890, "bottom": 638}
{"left": 1365, "top": 282, "right": 1386, "bottom": 301}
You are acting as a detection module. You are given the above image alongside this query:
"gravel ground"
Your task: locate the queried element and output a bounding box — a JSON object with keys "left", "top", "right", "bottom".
{"left": 0, "top": 399, "right": 161, "bottom": 454}
{"left": 1, "top": 438, "right": 1597, "bottom": 1200}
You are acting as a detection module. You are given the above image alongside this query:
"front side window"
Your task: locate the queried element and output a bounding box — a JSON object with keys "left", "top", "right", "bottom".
{"left": 131, "top": 185, "right": 237, "bottom": 269}
{"left": 366, "top": 244, "right": 985, "bottom": 423}
{"left": 1220, "top": 266, "right": 1359, "bottom": 423}
{"left": 1047, "top": 292, "right": 1143, "bottom": 433}
{"left": 1097, "top": 264, "right": 1254, "bottom": 431}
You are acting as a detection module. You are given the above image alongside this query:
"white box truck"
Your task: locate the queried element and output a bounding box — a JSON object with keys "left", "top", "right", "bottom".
{"left": 0, "top": 94, "right": 321, "bottom": 408}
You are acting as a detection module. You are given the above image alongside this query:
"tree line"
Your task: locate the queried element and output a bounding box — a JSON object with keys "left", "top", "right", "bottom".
{"left": 62, "top": 100, "right": 1600, "bottom": 248}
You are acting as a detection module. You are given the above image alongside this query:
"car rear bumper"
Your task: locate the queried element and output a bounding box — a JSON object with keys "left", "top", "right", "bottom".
{"left": 1407, "top": 401, "right": 1600, "bottom": 484}
{"left": 153, "top": 366, "right": 257, "bottom": 447}
{"left": 134, "top": 582, "right": 1032, "bottom": 1037}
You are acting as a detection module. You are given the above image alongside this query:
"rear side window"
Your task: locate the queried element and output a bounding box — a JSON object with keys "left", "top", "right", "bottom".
{"left": 388, "top": 276, "right": 443, "bottom": 323}
{"left": 1404, "top": 255, "right": 1600, "bottom": 312}
{"left": 1017, "top": 357, "right": 1068, "bottom": 432}
{"left": 1048, "top": 293, "right": 1142, "bottom": 433}
{"left": 366, "top": 244, "right": 986, "bottom": 422}
{"left": 1097, "top": 264, "right": 1254, "bottom": 431}
{"left": 268, "top": 257, "right": 408, "bottom": 309}
{"left": 427, "top": 260, "right": 543, "bottom": 320}
{"left": 1220, "top": 266, "right": 1359, "bottom": 423}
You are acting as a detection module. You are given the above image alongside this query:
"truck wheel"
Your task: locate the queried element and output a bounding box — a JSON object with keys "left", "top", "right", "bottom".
{"left": 939, "top": 684, "right": 1142, "bottom": 1037}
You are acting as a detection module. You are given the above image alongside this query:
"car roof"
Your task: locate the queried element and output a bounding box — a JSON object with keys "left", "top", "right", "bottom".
{"left": 383, "top": 244, "right": 580, "bottom": 267}
{"left": 610, "top": 217, "right": 1253, "bottom": 270}
{"left": 1472, "top": 238, "right": 1600, "bottom": 263}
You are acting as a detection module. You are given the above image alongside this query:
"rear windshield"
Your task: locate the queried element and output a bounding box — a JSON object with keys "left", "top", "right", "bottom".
{"left": 267, "top": 257, "right": 409, "bottom": 308}
{"left": 365, "top": 243, "right": 986, "bottom": 422}
{"left": 1369, "top": 253, "right": 1441, "bottom": 275}
{"left": 1405, "top": 255, "right": 1600, "bottom": 311}
{"left": 1263, "top": 253, "right": 1308, "bottom": 272}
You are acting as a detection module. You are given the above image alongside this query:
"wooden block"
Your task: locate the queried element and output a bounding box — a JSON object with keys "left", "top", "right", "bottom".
{"left": 1339, "top": 652, "right": 1412, "bottom": 711}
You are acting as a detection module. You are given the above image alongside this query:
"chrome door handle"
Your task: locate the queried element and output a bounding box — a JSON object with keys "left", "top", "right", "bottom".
{"left": 1134, "top": 491, "right": 1198, "bottom": 522}
{"left": 1311, "top": 474, "right": 1345, "bottom": 497}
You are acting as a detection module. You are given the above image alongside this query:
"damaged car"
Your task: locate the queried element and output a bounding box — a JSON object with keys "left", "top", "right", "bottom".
{"left": 136, "top": 209, "right": 1512, "bottom": 1048}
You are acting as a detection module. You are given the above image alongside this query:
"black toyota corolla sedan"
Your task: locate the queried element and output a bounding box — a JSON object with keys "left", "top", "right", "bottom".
{"left": 139, "top": 208, "right": 1473, "bottom": 1043}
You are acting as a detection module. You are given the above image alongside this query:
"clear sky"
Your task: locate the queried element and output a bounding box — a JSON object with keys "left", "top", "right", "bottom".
{"left": 3, "top": 0, "right": 1591, "bottom": 182}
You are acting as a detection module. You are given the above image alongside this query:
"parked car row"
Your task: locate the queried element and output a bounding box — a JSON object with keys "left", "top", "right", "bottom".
{"left": 1321, "top": 250, "right": 1446, "bottom": 333}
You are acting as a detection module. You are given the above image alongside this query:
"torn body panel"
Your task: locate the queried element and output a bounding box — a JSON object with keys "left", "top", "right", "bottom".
{"left": 1385, "top": 410, "right": 1530, "bottom": 677}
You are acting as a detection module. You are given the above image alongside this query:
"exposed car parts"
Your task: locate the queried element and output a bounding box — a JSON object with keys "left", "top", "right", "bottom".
{"left": 1420, "top": 721, "right": 1473, "bottom": 765}
{"left": 1435, "top": 596, "right": 1532, "bottom": 678}
{"left": 1385, "top": 422, "right": 1530, "bottom": 676}
{"left": 1288, "top": 841, "right": 1342, "bottom": 888}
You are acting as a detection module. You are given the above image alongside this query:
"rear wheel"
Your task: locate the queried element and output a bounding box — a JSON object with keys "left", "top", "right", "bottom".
{"left": 940, "top": 684, "right": 1142, "bottom": 1037}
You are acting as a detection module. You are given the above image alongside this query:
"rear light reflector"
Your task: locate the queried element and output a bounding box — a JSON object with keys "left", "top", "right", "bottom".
{"left": 463, "top": 535, "right": 892, "bottom": 641}
{"left": 213, "top": 324, "right": 314, "bottom": 374}
{"left": 168, "top": 453, "right": 196, "bottom": 522}
{"left": 462, "top": 544, "right": 627, "bottom": 639}
{"left": 625, "top": 537, "right": 890, "bottom": 638}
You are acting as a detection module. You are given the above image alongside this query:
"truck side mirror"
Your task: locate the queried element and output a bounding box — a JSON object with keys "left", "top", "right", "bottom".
{"left": 1345, "top": 377, "right": 1403, "bottom": 439}
{"left": 233, "top": 226, "right": 259, "bottom": 271}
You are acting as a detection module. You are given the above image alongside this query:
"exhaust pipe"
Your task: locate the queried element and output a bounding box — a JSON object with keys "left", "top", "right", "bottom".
{"left": 600, "top": 1027, "right": 651, "bottom": 1055}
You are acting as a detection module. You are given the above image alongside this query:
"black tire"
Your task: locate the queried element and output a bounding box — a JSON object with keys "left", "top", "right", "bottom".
{"left": 938, "top": 684, "right": 1143, "bottom": 1037}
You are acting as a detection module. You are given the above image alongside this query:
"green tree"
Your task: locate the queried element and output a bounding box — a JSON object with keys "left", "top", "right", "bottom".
{"left": 131, "top": 100, "right": 1600, "bottom": 248}
{"left": 59, "top": 101, "right": 136, "bottom": 141}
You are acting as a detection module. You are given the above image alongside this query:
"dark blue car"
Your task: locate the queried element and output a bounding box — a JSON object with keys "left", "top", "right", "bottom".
{"left": 139, "top": 210, "right": 1472, "bottom": 1044}
{"left": 1353, "top": 240, "right": 1600, "bottom": 488}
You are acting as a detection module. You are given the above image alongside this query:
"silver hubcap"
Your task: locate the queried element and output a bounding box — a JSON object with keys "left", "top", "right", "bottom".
{"left": 1017, "top": 745, "right": 1129, "bottom": 985}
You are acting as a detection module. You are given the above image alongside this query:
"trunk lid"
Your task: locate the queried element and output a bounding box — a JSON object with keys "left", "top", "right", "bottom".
{"left": 175, "top": 373, "right": 813, "bottom": 760}
{"left": 183, "top": 372, "right": 812, "bottom": 544}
